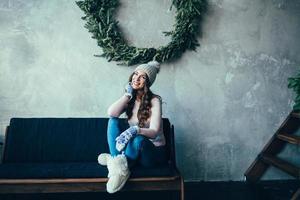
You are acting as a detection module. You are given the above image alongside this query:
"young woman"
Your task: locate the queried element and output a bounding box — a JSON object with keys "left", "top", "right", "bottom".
{"left": 98, "top": 61, "right": 167, "bottom": 193}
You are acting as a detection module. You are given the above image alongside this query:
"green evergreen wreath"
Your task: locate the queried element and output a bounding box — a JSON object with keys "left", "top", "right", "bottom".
{"left": 76, "top": 0, "right": 207, "bottom": 66}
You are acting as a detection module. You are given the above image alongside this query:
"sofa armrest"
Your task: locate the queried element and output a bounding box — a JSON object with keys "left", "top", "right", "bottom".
{"left": 0, "top": 142, "right": 3, "bottom": 164}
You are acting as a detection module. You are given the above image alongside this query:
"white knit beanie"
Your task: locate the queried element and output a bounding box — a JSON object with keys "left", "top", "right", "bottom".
{"left": 134, "top": 61, "right": 160, "bottom": 86}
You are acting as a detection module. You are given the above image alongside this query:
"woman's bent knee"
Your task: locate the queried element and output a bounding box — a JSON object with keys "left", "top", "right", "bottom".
{"left": 132, "top": 135, "right": 147, "bottom": 149}
{"left": 108, "top": 117, "right": 120, "bottom": 125}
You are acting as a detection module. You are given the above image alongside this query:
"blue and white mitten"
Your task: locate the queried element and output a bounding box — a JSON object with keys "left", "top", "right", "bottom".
{"left": 116, "top": 126, "right": 139, "bottom": 152}
{"left": 124, "top": 82, "right": 133, "bottom": 100}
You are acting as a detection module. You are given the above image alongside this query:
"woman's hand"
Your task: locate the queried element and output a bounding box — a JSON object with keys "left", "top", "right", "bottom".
{"left": 107, "top": 83, "right": 133, "bottom": 117}
{"left": 115, "top": 126, "right": 139, "bottom": 152}
{"left": 124, "top": 82, "right": 133, "bottom": 99}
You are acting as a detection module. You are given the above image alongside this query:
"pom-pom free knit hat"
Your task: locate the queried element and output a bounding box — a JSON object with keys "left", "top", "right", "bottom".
{"left": 134, "top": 61, "right": 160, "bottom": 86}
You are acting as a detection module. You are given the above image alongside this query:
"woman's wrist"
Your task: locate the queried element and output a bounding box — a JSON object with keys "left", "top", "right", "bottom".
{"left": 123, "top": 94, "right": 132, "bottom": 101}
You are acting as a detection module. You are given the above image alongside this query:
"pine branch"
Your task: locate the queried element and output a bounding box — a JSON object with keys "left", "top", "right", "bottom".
{"left": 288, "top": 70, "right": 300, "bottom": 111}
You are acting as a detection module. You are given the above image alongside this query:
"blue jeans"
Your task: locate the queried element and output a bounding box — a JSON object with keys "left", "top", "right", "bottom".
{"left": 107, "top": 117, "right": 167, "bottom": 167}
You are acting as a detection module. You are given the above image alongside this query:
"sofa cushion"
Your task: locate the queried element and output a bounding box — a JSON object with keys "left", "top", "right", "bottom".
{"left": 0, "top": 163, "right": 178, "bottom": 179}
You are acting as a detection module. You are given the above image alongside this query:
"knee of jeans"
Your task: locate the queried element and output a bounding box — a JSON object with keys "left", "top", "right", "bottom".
{"left": 108, "top": 117, "right": 120, "bottom": 125}
{"left": 132, "top": 135, "right": 146, "bottom": 150}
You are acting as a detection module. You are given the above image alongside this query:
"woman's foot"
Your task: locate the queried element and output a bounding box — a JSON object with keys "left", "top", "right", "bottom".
{"left": 97, "top": 153, "right": 111, "bottom": 166}
{"left": 106, "top": 154, "right": 130, "bottom": 193}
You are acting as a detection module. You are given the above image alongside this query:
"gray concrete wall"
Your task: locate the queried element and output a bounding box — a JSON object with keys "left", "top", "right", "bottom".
{"left": 0, "top": 0, "right": 299, "bottom": 181}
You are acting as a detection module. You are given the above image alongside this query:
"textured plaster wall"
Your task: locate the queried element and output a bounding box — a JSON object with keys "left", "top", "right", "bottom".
{"left": 0, "top": 0, "right": 299, "bottom": 181}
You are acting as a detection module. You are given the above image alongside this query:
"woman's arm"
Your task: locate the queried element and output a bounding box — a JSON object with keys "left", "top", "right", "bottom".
{"left": 107, "top": 95, "right": 130, "bottom": 117}
{"left": 138, "top": 97, "right": 162, "bottom": 138}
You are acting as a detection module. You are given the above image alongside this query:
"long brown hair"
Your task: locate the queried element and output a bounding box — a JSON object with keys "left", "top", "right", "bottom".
{"left": 125, "top": 72, "right": 161, "bottom": 128}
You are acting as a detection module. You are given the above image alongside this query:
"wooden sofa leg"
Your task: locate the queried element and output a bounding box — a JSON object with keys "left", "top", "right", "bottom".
{"left": 291, "top": 187, "right": 300, "bottom": 200}
{"left": 180, "top": 177, "right": 185, "bottom": 200}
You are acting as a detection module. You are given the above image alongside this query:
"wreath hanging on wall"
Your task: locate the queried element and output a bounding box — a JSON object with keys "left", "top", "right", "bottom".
{"left": 76, "top": 0, "right": 207, "bottom": 66}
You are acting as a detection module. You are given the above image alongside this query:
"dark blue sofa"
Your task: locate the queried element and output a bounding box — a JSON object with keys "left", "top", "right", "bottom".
{"left": 0, "top": 118, "right": 184, "bottom": 199}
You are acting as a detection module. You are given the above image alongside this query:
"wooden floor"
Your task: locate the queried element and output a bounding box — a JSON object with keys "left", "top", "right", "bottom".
{"left": 185, "top": 180, "right": 299, "bottom": 200}
{"left": 0, "top": 180, "right": 298, "bottom": 200}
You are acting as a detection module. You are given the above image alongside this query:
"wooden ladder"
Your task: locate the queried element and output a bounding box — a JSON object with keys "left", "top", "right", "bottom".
{"left": 244, "top": 111, "right": 300, "bottom": 200}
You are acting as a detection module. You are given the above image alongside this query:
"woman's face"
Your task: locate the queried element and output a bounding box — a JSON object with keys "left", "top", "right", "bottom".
{"left": 131, "top": 70, "right": 147, "bottom": 90}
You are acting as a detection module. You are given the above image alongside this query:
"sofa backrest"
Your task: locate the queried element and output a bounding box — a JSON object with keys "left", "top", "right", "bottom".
{"left": 2, "top": 118, "right": 174, "bottom": 164}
